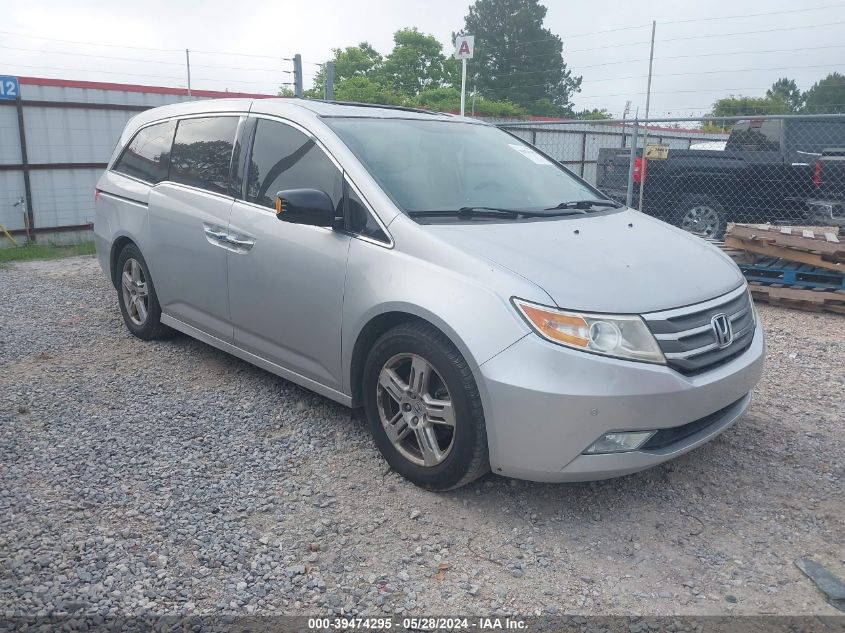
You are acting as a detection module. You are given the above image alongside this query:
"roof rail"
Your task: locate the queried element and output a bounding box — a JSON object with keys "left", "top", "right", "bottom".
{"left": 306, "top": 99, "right": 452, "bottom": 116}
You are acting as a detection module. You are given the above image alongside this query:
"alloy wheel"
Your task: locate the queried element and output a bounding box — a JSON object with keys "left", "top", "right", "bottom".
{"left": 121, "top": 258, "right": 149, "bottom": 326}
{"left": 681, "top": 205, "right": 721, "bottom": 238}
{"left": 376, "top": 353, "right": 456, "bottom": 467}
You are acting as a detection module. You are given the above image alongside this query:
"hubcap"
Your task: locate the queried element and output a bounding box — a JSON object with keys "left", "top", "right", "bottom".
{"left": 681, "top": 205, "right": 721, "bottom": 238}
{"left": 121, "top": 258, "right": 149, "bottom": 326}
{"left": 376, "top": 353, "right": 456, "bottom": 467}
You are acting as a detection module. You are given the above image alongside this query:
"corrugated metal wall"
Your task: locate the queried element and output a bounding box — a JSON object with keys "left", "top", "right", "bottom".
{"left": 0, "top": 77, "right": 272, "bottom": 245}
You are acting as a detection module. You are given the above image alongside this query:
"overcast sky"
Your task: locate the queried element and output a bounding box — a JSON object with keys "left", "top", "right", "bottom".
{"left": 2, "top": 0, "right": 843, "bottom": 118}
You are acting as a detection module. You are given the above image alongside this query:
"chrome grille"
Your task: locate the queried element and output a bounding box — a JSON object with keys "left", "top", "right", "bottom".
{"left": 643, "top": 286, "right": 755, "bottom": 375}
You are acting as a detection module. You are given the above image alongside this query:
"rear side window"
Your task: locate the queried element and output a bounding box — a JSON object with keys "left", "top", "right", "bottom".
{"left": 726, "top": 119, "right": 783, "bottom": 152}
{"left": 113, "top": 120, "right": 176, "bottom": 184}
{"left": 169, "top": 116, "right": 239, "bottom": 195}
{"left": 246, "top": 118, "right": 342, "bottom": 210}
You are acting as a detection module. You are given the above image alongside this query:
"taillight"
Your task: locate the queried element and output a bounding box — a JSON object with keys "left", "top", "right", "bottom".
{"left": 94, "top": 188, "right": 102, "bottom": 203}
{"left": 633, "top": 156, "right": 647, "bottom": 183}
{"left": 813, "top": 160, "right": 823, "bottom": 187}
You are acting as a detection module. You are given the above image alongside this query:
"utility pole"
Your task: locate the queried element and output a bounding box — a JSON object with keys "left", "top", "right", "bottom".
{"left": 293, "top": 54, "right": 303, "bottom": 98}
{"left": 625, "top": 109, "right": 639, "bottom": 208}
{"left": 637, "top": 21, "right": 656, "bottom": 212}
{"left": 325, "top": 61, "right": 335, "bottom": 100}
{"left": 185, "top": 49, "right": 192, "bottom": 98}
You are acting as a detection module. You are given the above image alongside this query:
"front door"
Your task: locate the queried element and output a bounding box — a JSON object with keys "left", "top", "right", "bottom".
{"left": 227, "top": 117, "right": 350, "bottom": 391}
{"left": 146, "top": 115, "right": 242, "bottom": 342}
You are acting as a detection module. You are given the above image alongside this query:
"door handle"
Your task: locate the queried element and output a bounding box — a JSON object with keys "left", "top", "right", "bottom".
{"left": 203, "top": 226, "right": 229, "bottom": 241}
{"left": 225, "top": 236, "right": 255, "bottom": 248}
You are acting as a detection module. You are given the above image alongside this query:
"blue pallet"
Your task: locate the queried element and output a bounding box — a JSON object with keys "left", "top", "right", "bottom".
{"left": 740, "top": 257, "right": 845, "bottom": 291}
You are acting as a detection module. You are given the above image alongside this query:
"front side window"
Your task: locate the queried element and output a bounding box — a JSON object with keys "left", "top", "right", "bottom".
{"left": 325, "top": 118, "right": 598, "bottom": 214}
{"left": 346, "top": 184, "right": 388, "bottom": 242}
{"left": 246, "top": 119, "right": 342, "bottom": 211}
{"left": 169, "top": 116, "right": 239, "bottom": 195}
{"left": 113, "top": 120, "right": 176, "bottom": 184}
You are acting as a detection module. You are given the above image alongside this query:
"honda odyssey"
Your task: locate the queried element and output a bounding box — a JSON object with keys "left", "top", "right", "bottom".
{"left": 94, "top": 98, "right": 765, "bottom": 490}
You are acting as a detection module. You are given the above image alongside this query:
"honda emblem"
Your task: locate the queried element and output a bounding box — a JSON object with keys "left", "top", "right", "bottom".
{"left": 711, "top": 313, "right": 733, "bottom": 348}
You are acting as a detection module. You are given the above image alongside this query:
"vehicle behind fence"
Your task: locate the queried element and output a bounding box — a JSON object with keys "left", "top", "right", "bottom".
{"left": 497, "top": 114, "right": 845, "bottom": 239}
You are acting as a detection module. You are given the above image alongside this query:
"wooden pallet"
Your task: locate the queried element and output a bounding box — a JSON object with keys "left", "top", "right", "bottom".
{"left": 725, "top": 236, "right": 844, "bottom": 273}
{"left": 748, "top": 283, "right": 845, "bottom": 315}
{"left": 726, "top": 224, "right": 844, "bottom": 271}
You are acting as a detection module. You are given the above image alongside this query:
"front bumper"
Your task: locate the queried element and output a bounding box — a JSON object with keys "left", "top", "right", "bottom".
{"left": 476, "top": 320, "right": 765, "bottom": 482}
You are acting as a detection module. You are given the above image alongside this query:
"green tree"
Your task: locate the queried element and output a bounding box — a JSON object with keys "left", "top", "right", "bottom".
{"left": 575, "top": 108, "right": 612, "bottom": 120}
{"left": 766, "top": 77, "right": 803, "bottom": 113}
{"left": 333, "top": 76, "right": 403, "bottom": 105}
{"left": 413, "top": 86, "right": 461, "bottom": 111}
{"left": 380, "top": 28, "right": 458, "bottom": 96}
{"left": 305, "top": 42, "right": 384, "bottom": 98}
{"left": 458, "top": 0, "right": 581, "bottom": 113}
{"left": 277, "top": 86, "right": 295, "bottom": 97}
{"left": 412, "top": 87, "right": 528, "bottom": 117}
{"left": 710, "top": 95, "right": 790, "bottom": 117}
{"left": 802, "top": 72, "right": 845, "bottom": 114}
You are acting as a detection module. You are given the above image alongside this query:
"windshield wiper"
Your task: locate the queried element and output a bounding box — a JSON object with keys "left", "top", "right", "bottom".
{"left": 410, "top": 206, "right": 523, "bottom": 218}
{"left": 546, "top": 199, "right": 624, "bottom": 211}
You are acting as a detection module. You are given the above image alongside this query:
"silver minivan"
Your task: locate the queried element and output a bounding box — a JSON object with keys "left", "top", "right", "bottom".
{"left": 94, "top": 98, "right": 765, "bottom": 490}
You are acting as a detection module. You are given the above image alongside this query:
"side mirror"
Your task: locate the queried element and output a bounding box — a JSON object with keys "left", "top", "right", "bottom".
{"left": 274, "top": 189, "right": 337, "bottom": 228}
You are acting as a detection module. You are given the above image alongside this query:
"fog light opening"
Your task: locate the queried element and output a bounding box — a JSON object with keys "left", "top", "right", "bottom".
{"left": 584, "top": 431, "right": 656, "bottom": 454}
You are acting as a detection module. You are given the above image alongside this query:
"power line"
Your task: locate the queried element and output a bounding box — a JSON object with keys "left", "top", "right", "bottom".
{"left": 662, "top": 2, "right": 845, "bottom": 24}
{"left": 581, "top": 63, "right": 840, "bottom": 85}
{"left": 659, "top": 19, "right": 845, "bottom": 44}
{"left": 572, "top": 84, "right": 816, "bottom": 100}
{"left": 0, "top": 29, "right": 184, "bottom": 52}
{"left": 2, "top": 63, "right": 281, "bottom": 88}
{"left": 0, "top": 44, "right": 291, "bottom": 72}
{"left": 575, "top": 44, "right": 845, "bottom": 70}
{"left": 0, "top": 28, "right": 299, "bottom": 61}
{"left": 505, "top": 2, "right": 845, "bottom": 52}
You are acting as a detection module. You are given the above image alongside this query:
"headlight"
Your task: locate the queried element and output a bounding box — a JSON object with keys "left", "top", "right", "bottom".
{"left": 513, "top": 299, "right": 665, "bottom": 364}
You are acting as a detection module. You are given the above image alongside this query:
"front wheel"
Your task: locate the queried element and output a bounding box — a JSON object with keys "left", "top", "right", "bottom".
{"left": 675, "top": 195, "right": 727, "bottom": 239}
{"left": 362, "top": 322, "right": 489, "bottom": 491}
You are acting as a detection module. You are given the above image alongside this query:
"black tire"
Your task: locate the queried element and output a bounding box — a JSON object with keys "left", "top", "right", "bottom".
{"left": 115, "top": 243, "right": 169, "bottom": 340}
{"left": 674, "top": 194, "right": 728, "bottom": 239}
{"left": 362, "top": 321, "right": 489, "bottom": 491}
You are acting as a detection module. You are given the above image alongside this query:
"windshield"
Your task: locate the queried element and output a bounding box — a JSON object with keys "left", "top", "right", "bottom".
{"left": 325, "top": 118, "right": 600, "bottom": 213}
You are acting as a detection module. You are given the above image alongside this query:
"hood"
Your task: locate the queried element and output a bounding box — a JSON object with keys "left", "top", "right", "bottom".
{"left": 424, "top": 209, "right": 744, "bottom": 314}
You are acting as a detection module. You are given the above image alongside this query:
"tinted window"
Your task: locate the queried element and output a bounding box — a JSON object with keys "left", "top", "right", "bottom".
{"left": 247, "top": 119, "right": 342, "bottom": 211}
{"left": 788, "top": 120, "right": 845, "bottom": 154}
{"left": 726, "top": 119, "right": 782, "bottom": 152}
{"left": 347, "top": 184, "right": 388, "bottom": 242}
{"left": 113, "top": 120, "right": 176, "bottom": 183}
{"left": 169, "top": 117, "right": 239, "bottom": 195}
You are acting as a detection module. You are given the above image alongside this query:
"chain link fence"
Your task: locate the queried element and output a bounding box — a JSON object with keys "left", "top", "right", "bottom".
{"left": 497, "top": 114, "right": 845, "bottom": 239}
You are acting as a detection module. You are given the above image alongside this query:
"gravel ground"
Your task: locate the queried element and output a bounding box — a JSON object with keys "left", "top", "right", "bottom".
{"left": 0, "top": 255, "right": 843, "bottom": 618}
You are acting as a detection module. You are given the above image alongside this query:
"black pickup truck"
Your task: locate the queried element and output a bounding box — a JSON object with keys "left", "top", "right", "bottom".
{"left": 596, "top": 118, "right": 845, "bottom": 238}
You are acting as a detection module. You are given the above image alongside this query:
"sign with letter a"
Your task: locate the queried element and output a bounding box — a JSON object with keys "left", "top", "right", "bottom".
{"left": 454, "top": 35, "right": 474, "bottom": 59}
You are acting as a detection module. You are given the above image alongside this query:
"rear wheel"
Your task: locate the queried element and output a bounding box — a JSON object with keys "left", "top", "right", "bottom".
{"left": 362, "top": 322, "right": 488, "bottom": 491}
{"left": 115, "top": 243, "right": 168, "bottom": 340}
{"left": 676, "top": 195, "right": 727, "bottom": 239}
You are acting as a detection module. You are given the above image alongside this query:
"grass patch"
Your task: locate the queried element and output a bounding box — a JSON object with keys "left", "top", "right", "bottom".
{"left": 0, "top": 241, "right": 96, "bottom": 266}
